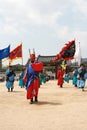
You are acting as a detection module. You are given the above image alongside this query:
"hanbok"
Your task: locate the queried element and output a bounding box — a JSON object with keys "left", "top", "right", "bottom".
{"left": 77, "top": 68, "right": 86, "bottom": 89}
{"left": 23, "top": 62, "right": 43, "bottom": 99}
{"left": 57, "top": 69, "right": 64, "bottom": 87}
{"left": 72, "top": 70, "right": 78, "bottom": 86}
{"left": 19, "top": 72, "right": 25, "bottom": 87}
{"left": 5, "top": 69, "right": 16, "bottom": 90}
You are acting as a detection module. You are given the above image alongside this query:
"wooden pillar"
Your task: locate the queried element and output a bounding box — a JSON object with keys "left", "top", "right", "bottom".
{"left": 0, "top": 60, "right": 2, "bottom": 69}
{"left": 55, "top": 64, "right": 58, "bottom": 79}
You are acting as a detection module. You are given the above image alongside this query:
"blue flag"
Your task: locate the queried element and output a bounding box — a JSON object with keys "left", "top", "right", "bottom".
{"left": 0, "top": 45, "right": 10, "bottom": 60}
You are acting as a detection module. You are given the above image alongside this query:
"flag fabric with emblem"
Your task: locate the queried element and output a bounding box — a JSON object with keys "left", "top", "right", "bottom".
{"left": 10, "top": 44, "right": 22, "bottom": 60}
{"left": 50, "top": 40, "right": 76, "bottom": 62}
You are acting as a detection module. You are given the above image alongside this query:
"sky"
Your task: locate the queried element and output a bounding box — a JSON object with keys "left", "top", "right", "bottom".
{"left": 0, "top": 0, "right": 87, "bottom": 66}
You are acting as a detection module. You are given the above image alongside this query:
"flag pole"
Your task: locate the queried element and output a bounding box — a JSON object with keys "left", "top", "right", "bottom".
{"left": 21, "top": 42, "right": 23, "bottom": 66}
{"left": 9, "top": 44, "right": 11, "bottom": 66}
{"left": 78, "top": 42, "right": 81, "bottom": 66}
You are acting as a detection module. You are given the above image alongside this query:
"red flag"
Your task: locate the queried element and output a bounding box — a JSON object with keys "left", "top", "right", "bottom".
{"left": 10, "top": 44, "right": 22, "bottom": 60}
{"left": 50, "top": 40, "right": 75, "bottom": 62}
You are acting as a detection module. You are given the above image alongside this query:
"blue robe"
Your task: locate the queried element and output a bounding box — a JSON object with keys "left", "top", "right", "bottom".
{"left": 23, "top": 62, "right": 43, "bottom": 99}
{"left": 25, "top": 64, "right": 39, "bottom": 90}
{"left": 19, "top": 72, "right": 25, "bottom": 87}
{"left": 5, "top": 69, "right": 15, "bottom": 89}
{"left": 64, "top": 74, "right": 69, "bottom": 83}
{"left": 72, "top": 71, "right": 78, "bottom": 86}
{"left": 77, "top": 68, "right": 86, "bottom": 88}
{"left": 39, "top": 73, "right": 46, "bottom": 85}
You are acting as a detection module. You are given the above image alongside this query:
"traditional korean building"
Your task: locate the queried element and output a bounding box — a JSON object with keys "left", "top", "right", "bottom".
{"left": 25, "top": 55, "right": 58, "bottom": 78}
{"left": 26, "top": 54, "right": 87, "bottom": 79}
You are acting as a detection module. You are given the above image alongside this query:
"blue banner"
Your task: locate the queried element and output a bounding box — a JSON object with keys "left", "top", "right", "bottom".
{"left": 0, "top": 45, "right": 10, "bottom": 60}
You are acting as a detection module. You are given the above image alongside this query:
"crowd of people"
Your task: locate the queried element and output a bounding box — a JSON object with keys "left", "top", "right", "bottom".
{"left": 57, "top": 62, "right": 87, "bottom": 91}
{"left": 4, "top": 54, "right": 87, "bottom": 104}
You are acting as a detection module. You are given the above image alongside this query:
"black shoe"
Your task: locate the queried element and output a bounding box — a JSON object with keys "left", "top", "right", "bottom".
{"left": 11, "top": 88, "right": 13, "bottom": 92}
{"left": 82, "top": 88, "right": 84, "bottom": 91}
{"left": 35, "top": 96, "right": 38, "bottom": 102}
{"left": 30, "top": 98, "right": 33, "bottom": 104}
{"left": 8, "top": 88, "right": 10, "bottom": 92}
{"left": 75, "top": 85, "right": 77, "bottom": 87}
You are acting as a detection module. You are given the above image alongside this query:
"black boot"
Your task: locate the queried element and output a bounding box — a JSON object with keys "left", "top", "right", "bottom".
{"left": 8, "top": 88, "right": 10, "bottom": 92}
{"left": 75, "top": 84, "right": 77, "bottom": 87}
{"left": 11, "top": 88, "right": 13, "bottom": 92}
{"left": 60, "top": 85, "right": 62, "bottom": 88}
{"left": 35, "top": 96, "right": 38, "bottom": 102}
{"left": 30, "top": 98, "right": 33, "bottom": 104}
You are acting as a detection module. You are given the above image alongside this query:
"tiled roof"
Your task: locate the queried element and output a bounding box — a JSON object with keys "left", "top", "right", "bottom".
{"left": 37, "top": 55, "right": 56, "bottom": 62}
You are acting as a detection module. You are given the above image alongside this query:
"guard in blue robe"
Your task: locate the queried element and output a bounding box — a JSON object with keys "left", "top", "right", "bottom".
{"left": 39, "top": 72, "right": 46, "bottom": 85}
{"left": 77, "top": 64, "right": 86, "bottom": 91}
{"left": 23, "top": 53, "right": 43, "bottom": 104}
{"left": 19, "top": 68, "right": 25, "bottom": 88}
{"left": 5, "top": 66, "right": 16, "bottom": 92}
{"left": 64, "top": 73, "right": 70, "bottom": 83}
{"left": 72, "top": 69, "right": 78, "bottom": 87}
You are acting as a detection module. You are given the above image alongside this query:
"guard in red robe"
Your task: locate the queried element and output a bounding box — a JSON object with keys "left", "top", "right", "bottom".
{"left": 57, "top": 66, "right": 65, "bottom": 88}
{"left": 23, "top": 53, "right": 43, "bottom": 104}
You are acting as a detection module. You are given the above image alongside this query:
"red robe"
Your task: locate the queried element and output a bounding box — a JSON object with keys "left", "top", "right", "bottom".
{"left": 27, "top": 78, "right": 39, "bottom": 99}
{"left": 23, "top": 62, "right": 43, "bottom": 99}
{"left": 57, "top": 70, "right": 64, "bottom": 86}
